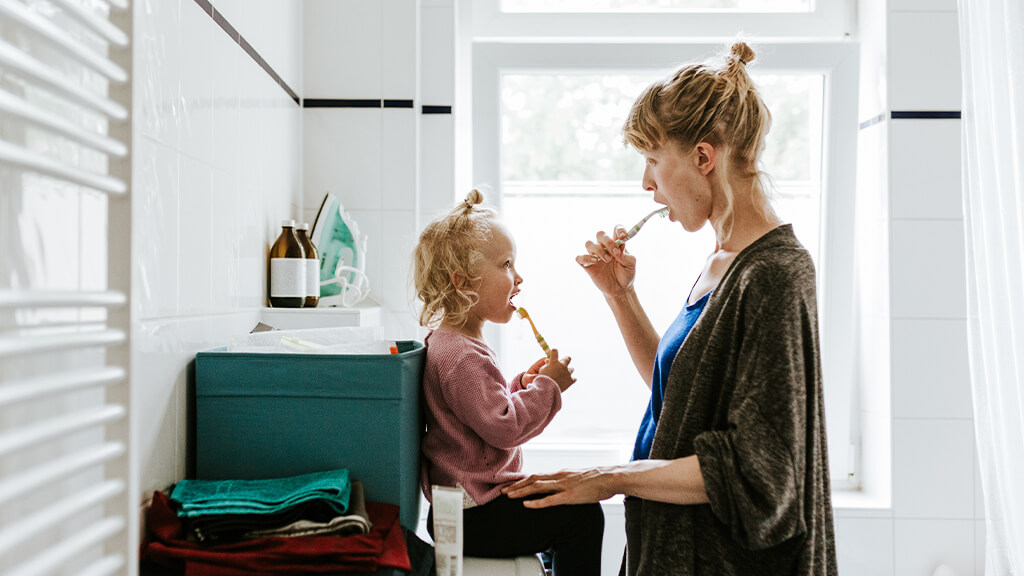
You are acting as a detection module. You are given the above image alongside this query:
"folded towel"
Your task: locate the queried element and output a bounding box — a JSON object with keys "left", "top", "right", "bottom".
{"left": 170, "top": 468, "right": 350, "bottom": 518}
{"left": 189, "top": 481, "right": 372, "bottom": 542}
{"left": 243, "top": 480, "right": 371, "bottom": 540}
{"left": 141, "top": 490, "right": 411, "bottom": 575}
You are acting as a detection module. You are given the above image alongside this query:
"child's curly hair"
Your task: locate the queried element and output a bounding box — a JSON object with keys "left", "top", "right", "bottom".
{"left": 413, "top": 189, "right": 498, "bottom": 328}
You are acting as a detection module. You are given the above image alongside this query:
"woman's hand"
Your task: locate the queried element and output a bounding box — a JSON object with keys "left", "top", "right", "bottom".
{"left": 576, "top": 226, "right": 636, "bottom": 300}
{"left": 503, "top": 467, "right": 617, "bottom": 508}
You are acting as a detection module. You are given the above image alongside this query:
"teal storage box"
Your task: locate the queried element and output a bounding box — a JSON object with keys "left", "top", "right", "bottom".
{"left": 194, "top": 340, "right": 425, "bottom": 529}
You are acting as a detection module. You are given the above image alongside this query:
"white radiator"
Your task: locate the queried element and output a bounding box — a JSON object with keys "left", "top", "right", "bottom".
{"left": 0, "top": 0, "right": 134, "bottom": 574}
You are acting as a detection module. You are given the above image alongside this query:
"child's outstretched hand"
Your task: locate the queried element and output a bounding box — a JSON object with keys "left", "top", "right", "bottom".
{"left": 539, "top": 349, "right": 576, "bottom": 393}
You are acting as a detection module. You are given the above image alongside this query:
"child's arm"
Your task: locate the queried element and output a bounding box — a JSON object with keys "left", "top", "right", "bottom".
{"left": 440, "top": 353, "right": 562, "bottom": 449}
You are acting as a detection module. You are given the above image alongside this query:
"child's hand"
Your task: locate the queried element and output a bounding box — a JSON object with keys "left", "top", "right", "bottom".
{"left": 520, "top": 356, "right": 548, "bottom": 389}
{"left": 539, "top": 349, "right": 576, "bottom": 393}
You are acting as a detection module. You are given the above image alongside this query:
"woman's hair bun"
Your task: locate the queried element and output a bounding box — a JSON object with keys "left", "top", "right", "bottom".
{"left": 730, "top": 42, "right": 756, "bottom": 66}
{"left": 464, "top": 188, "right": 484, "bottom": 206}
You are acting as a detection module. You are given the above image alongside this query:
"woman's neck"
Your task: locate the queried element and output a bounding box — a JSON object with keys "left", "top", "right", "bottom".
{"left": 712, "top": 179, "right": 780, "bottom": 254}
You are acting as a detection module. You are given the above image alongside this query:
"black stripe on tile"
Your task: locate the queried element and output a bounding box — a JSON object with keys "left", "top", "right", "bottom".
{"left": 383, "top": 100, "right": 415, "bottom": 108}
{"left": 859, "top": 113, "right": 885, "bottom": 130}
{"left": 891, "top": 111, "right": 961, "bottom": 120}
{"left": 422, "top": 105, "right": 453, "bottom": 114}
{"left": 303, "top": 99, "right": 382, "bottom": 108}
{"left": 193, "top": 0, "right": 300, "bottom": 106}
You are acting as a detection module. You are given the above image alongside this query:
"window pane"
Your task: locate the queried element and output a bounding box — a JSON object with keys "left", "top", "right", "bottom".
{"left": 498, "top": 72, "right": 824, "bottom": 448}
{"left": 502, "top": 0, "right": 809, "bottom": 12}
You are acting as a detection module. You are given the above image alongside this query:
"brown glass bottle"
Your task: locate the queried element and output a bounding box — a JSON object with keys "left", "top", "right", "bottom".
{"left": 268, "top": 220, "right": 306, "bottom": 308}
{"left": 295, "top": 223, "right": 320, "bottom": 308}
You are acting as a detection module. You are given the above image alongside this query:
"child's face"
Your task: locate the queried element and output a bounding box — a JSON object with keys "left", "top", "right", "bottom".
{"left": 466, "top": 223, "right": 522, "bottom": 328}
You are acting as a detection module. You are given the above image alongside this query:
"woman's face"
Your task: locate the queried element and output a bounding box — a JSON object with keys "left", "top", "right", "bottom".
{"left": 641, "top": 140, "right": 714, "bottom": 233}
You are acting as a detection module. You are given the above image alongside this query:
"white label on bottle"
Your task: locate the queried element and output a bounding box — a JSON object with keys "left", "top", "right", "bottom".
{"left": 306, "top": 259, "right": 320, "bottom": 298}
{"left": 270, "top": 258, "right": 306, "bottom": 297}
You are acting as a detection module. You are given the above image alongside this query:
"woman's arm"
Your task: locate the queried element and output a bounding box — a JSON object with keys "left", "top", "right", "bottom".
{"left": 503, "top": 455, "right": 708, "bottom": 507}
{"left": 605, "top": 288, "right": 661, "bottom": 389}
{"left": 578, "top": 227, "right": 661, "bottom": 388}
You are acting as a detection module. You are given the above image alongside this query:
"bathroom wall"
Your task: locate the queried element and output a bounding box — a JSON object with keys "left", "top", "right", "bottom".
{"left": 125, "top": 0, "right": 984, "bottom": 573}
{"left": 132, "top": 0, "right": 303, "bottom": 499}
{"left": 840, "top": 0, "right": 983, "bottom": 574}
{"left": 301, "top": 0, "right": 456, "bottom": 342}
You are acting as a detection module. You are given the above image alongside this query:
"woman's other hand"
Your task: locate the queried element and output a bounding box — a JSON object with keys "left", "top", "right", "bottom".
{"left": 538, "top": 349, "right": 576, "bottom": 393}
{"left": 576, "top": 226, "right": 637, "bottom": 299}
{"left": 503, "top": 468, "right": 616, "bottom": 508}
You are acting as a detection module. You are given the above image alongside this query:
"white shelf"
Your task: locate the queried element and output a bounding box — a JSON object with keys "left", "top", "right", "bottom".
{"left": 260, "top": 303, "right": 381, "bottom": 329}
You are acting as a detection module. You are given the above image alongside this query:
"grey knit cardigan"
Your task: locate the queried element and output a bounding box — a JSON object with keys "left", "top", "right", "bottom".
{"left": 625, "top": 225, "right": 838, "bottom": 576}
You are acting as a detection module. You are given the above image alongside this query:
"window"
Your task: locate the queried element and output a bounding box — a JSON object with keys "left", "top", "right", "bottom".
{"left": 466, "top": 21, "right": 859, "bottom": 486}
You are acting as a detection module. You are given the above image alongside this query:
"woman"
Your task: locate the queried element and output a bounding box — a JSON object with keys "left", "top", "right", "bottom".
{"left": 504, "top": 42, "right": 837, "bottom": 575}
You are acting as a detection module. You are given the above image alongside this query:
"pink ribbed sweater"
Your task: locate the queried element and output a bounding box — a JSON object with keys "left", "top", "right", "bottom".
{"left": 419, "top": 327, "right": 562, "bottom": 507}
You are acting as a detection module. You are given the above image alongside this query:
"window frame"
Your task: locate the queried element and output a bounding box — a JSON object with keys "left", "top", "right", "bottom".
{"left": 469, "top": 40, "right": 860, "bottom": 488}
{"left": 472, "top": 0, "right": 855, "bottom": 39}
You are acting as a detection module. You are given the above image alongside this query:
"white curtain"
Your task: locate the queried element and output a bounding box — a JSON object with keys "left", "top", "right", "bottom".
{"left": 959, "top": 0, "right": 1024, "bottom": 574}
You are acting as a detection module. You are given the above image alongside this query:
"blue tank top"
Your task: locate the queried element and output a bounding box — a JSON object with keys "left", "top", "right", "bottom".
{"left": 631, "top": 291, "right": 712, "bottom": 461}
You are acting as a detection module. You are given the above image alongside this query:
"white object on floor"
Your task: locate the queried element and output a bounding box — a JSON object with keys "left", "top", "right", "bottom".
{"left": 932, "top": 565, "right": 957, "bottom": 576}
{"left": 465, "top": 555, "right": 547, "bottom": 576}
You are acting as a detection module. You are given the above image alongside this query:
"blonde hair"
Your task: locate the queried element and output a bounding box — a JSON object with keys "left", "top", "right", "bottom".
{"left": 623, "top": 41, "right": 775, "bottom": 241}
{"left": 413, "top": 189, "right": 498, "bottom": 328}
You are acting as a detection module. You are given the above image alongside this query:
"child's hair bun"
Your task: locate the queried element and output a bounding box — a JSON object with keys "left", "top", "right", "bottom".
{"left": 730, "top": 41, "right": 755, "bottom": 66}
{"left": 464, "top": 188, "right": 484, "bottom": 206}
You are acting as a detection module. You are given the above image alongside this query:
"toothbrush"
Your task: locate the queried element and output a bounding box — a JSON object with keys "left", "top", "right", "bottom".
{"left": 516, "top": 307, "right": 550, "bottom": 358}
{"left": 614, "top": 207, "right": 670, "bottom": 246}
{"left": 582, "top": 207, "right": 670, "bottom": 267}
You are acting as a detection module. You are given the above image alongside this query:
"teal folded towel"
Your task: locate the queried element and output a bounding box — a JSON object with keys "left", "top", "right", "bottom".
{"left": 169, "top": 468, "right": 350, "bottom": 518}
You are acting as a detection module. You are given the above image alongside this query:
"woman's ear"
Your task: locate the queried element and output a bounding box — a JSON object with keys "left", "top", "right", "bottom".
{"left": 694, "top": 142, "right": 717, "bottom": 176}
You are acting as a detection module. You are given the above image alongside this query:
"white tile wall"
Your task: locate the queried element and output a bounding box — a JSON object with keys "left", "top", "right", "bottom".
{"left": 382, "top": 0, "right": 418, "bottom": 100}
{"left": 892, "top": 319, "right": 972, "bottom": 419}
{"left": 835, "top": 517, "right": 895, "bottom": 576}
{"left": 382, "top": 108, "right": 418, "bottom": 211}
{"left": 888, "top": 11, "right": 962, "bottom": 111}
{"left": 179, "top": 0, "right": 214, "bottom": 165}
{"left": 303, "top": 108, "right": 383, "bottom": 212}
{"left": 893, "top": 419, "right": 975, "bottom": 519}
{"left": 890, "top": 219, "right": 967, "bottom": 319}
{"left": 419, "top": 113, "right": 456, "bottom": 220}
{"left": 894, "top": 519, "right": 975, "bottom": 576}
{"left": 421, "top": 3, "right": 455, "bottom": 107}
{"left": 303, "top": 0, "right": 382, "bottom": 99}
{"left": 133, "top": 1, "right": 303, "bottom": 498}
{"left": 890, "top": 119, "right": 962, "bottom": 220}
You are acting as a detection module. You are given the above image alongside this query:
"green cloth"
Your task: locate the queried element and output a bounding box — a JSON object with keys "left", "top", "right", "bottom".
{"left": 170, "top": 468, "right": 350, "bottom": 518}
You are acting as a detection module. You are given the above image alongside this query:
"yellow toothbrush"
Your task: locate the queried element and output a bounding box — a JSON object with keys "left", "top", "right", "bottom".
{"left": 516, "top": 307, "right": 550, "bottom": 358}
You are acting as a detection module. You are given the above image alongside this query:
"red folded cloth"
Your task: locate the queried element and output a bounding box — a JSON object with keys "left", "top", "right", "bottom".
{"left": 142, "top": 491, "right": 410, "bottom": 575}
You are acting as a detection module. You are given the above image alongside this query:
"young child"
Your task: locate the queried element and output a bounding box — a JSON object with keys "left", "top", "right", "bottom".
{"left": 413, "top": 189, "right": 604, "bottom": 575}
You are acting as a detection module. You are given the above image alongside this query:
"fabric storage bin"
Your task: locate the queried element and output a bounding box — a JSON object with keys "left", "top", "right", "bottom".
{"left": 194, "top": 340, "right": 425, "bottom": 529}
